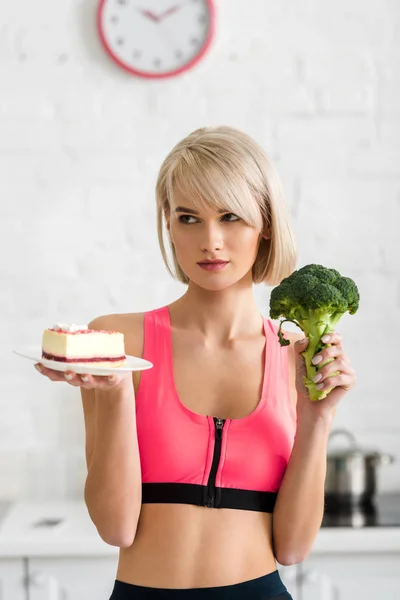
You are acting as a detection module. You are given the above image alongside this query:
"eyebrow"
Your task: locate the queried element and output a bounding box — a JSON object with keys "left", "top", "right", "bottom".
{"left": 174, "top": 206, "right": 227, "bottom": 215}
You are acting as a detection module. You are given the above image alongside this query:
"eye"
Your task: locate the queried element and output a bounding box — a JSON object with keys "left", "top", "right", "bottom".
{"left": 221, "top": 213, "right": 240, "bottom": 222}
{"left": 178, "top": 215, "right": 198, "bottom": 224}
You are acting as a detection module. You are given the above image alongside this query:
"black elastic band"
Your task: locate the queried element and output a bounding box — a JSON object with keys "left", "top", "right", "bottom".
{"left": 142, "top": 483, "right": 277, "bottom": 513}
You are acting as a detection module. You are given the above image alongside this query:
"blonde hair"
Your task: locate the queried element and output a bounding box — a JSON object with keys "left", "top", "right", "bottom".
{"left": 155, "top": 126, "right": 297, "bottom": 286}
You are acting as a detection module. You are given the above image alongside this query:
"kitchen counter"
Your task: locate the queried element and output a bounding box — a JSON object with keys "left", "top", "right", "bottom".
{"left": 0, "top": 496, "right": 400, "bottom": 558}
{"left": 0, "top": 500, "right": 119, "bottom": 557}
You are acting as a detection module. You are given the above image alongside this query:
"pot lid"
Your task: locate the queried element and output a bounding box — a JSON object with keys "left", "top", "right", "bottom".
{"left": 327, "top": 429, "right": 380, "bottom": 458}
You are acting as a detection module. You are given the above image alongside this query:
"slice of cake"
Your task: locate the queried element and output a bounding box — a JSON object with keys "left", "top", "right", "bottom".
{"left": 41, "top": 324, "right": 126, "bottom": 367}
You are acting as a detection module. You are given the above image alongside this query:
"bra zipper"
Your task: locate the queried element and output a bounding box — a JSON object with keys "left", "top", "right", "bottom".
{"left": 205, "top": 417, "right": 225, "bottom": 508}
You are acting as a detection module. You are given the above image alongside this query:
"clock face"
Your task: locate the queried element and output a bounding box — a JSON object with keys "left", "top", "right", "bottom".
{"left": 97, "top": 0, "right": 215, "bottom": 78}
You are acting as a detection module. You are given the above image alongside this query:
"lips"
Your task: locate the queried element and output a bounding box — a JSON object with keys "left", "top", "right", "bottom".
{"left": 197, "top": 260, "right": 229, "bottom": 265}
{"left": 197, "top": 260, "right": 230, "bottom": 272}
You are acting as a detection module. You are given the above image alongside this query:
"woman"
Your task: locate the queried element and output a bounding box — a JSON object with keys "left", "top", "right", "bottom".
{"left": 35, "top": 126, "right": 356, "bottom": 600}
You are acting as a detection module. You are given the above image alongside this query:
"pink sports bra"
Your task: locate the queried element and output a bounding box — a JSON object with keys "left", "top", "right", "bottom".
{"left": 135, "top": 306, "right": 296, "bottom": 513}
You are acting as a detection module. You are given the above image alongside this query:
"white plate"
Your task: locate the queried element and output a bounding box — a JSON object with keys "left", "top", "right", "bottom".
{"left": 13, "top": 347, "right": 153, "bottom": 376}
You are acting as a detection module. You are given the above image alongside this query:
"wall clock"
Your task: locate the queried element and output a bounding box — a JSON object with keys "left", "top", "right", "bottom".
{"left": 97, "top": 0, "right": 216, "bottom": 79}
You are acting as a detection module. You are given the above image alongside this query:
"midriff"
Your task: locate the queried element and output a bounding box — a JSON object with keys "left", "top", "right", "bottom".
{"left": 116, "top": 503, "right": 277, "bottom": 589}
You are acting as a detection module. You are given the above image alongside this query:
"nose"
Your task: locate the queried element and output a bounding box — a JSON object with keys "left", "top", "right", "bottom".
{"left": 200, "top": 221, "right": 224, "bottom": 253}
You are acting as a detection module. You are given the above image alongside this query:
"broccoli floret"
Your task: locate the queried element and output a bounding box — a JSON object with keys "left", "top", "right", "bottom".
{"left": 269, "top": 264, "right": 359, "bottom": 402}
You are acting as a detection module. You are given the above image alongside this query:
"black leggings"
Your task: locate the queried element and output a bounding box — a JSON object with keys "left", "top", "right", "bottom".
{"left": 109, "top": 569, "right": 293, "bottom": 599}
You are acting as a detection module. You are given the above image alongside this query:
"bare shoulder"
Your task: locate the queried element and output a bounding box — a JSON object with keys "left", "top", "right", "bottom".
{"left": 281, "top": 330, "right": 304, "bottom": 346}
{"left": 88, "top": 312, "right": 145, "bottom": 360}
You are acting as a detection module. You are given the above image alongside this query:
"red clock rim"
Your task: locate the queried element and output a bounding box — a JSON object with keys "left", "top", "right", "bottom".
{"left": 97, "top": 0, "right": 216, "bottom": 79}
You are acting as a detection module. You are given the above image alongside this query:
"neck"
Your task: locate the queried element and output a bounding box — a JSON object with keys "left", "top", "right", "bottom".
{"left": 169, "top": 273, "right": 263, "bottom": 342}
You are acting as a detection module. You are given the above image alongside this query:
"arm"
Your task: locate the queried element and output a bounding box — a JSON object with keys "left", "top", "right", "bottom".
{"left": 82, "top": 313, "right": 144, "bottom": 548}
{"left": 272, "top": 410, "right": 333, "bottom": 566}
{"left": 272, "top": 331, "right": 335, "bottom": 566}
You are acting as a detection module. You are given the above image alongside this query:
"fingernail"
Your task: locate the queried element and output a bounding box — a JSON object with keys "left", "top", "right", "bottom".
{"left": 313, "top": 373, "right": 323, "bottom": 383}
{"left": 108, "top": 376, "right": 114, "bottom": 384}
{"left": 312, "top": 355, "right": 322, "bottom": 365}
{"left": 64, "top": 373, "right": 73, "bottom": 381}
{"left": 34, "top": 364, "right": 42, "bottom": 373}
{"left": 81, "top": 376, "right": 89, "bottom": 383}
{"left": 301, "top": 338, "right": 308, "bottom": 344}
{"left": 316, "top": 383, "right": 324, "bottom": 390}
{"left": 321, "top": 335, "right": 331, "bottom": 343}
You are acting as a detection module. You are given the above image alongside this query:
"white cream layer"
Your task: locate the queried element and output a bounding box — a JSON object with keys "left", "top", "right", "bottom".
{"left": 42, "top": 330, "right": 125, "bottom": 360}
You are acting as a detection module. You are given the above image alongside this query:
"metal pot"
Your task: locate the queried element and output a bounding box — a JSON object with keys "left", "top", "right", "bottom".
{"left": 325, "top": 428, "right": 395, "bottom": 508}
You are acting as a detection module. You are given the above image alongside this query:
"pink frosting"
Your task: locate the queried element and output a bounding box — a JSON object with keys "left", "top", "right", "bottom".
{"left": 48, "top": 329, "right": 120, "bottom": 335}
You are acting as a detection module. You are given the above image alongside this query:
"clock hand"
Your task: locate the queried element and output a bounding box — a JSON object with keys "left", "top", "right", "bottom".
{"left": 159, "top": 4, "right": 182, "bottom": 21}
{"left": 139, "top": 9, "right": 160, "bottom": 22}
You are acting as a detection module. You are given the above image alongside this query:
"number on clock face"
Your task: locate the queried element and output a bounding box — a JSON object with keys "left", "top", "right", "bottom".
{"left": 97, "top": 0, "right": 215, "bottom": 78}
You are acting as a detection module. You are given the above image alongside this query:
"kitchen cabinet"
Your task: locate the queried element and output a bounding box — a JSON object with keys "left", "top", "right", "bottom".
{"left": 297, "top": 554, "right": 400, "bottom": 600}
{"left": 2, "top": 499, "right": 400, "bottom": 600}
{"left": 27, "top": 557, "right": 118, "bottom": 600}
{"left": 1, "top": 554, "right": 400, "bottom": 600}
{"left": 0, "top": 556, "right": 118, "bottom": 600}
{"left": 276, "top": 565, "right": 298, "bottom": 597}
{"left": 0, "top": 558, "right": 25, "bottom": 600}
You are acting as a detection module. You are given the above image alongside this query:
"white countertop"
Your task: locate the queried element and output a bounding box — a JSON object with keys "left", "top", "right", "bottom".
{"left": 312, "top": 527, "right": 400, "bottom": 554}
{"left": 0, "top": 500, "right": 400, "bottom": 558}
{"left": 0, "top": 500, "right": 119, "bottom": 557}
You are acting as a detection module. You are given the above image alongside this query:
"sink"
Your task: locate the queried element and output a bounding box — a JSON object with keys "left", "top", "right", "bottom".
{"left": 32, "top": 517, "right": 65, "bottom": 529}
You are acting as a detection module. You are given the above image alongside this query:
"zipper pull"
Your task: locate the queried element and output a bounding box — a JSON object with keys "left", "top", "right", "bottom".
{"left": 215, "top": 418, "right": 225, "bottom": 440}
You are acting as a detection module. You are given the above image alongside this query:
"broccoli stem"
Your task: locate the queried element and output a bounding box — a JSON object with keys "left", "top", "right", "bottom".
{"left": 277, "top": 312, "right": 343, "bottom": 402}
{"left": 300, "top": 311, "right": 343, "bottom": 401}
{"left": 300, "top": 319, "right": 332, "bottom": 401}
{"left": 277, "top": 319, "right": 302, "bottom": 346}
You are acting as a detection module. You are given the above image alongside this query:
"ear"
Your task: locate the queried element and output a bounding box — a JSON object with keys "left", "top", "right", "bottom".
{"left": 165, "top": 216, "right": 173, "bottom": 244}
{"left": 262, "top": 227, "right": 272, "bottom": 240}
{"left": 164, "top": 209, "right": 171, "bottom": 233}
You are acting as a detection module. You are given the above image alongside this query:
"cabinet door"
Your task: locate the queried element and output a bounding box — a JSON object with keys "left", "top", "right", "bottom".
{"left": 302, "top": 554, "right": 400, "bottom": 600}
{"left": 296, "top": 561, "right": 340, "bottom": 600}
{"left": 277, "top": 565, "right": 299, "bottom": 599}
{"left": 28, "top": 556, "right": 118, "bottom": 600}
{"left": 0, "top": 558, "right": 26, "bottom": 600}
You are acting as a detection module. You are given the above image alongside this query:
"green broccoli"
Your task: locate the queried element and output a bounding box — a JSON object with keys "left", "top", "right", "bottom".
{"left": 269, "top": 263, "right": 359, "bottom": 402}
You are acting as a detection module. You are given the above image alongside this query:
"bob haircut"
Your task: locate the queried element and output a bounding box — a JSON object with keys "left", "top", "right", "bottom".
{"left": 155, "top": 126, "right": 297, "bottom": 286}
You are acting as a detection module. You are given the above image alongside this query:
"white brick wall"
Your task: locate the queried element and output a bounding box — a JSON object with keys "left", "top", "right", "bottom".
{"left": 1, "top": 0, "right": 399, "bottom": 501}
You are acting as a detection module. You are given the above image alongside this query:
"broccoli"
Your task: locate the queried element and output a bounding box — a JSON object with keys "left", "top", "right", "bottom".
{"left": 269, "top": 263, "right": 359, "bottom": 402}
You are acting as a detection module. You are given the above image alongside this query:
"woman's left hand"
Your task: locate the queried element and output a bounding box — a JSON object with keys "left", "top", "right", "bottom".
{"left": 294, "top": 333, "right": 356, "bottom": 419}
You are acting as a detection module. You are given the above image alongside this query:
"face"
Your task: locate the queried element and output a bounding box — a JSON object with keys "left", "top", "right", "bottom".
{"left": 166, "top": 188, "right": 267, "bottom": 291}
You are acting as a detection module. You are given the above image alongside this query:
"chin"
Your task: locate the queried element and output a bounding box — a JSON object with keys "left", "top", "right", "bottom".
{"left": 197, "top": 280, "right": 235, "bottom": 292}
{"left": 186, "top": 270, "right": 251, "bottom": 292}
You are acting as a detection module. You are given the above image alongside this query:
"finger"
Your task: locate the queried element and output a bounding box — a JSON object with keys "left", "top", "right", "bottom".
{"left": 79, "top": 374, "right": 115, "bottom": 388}
{"left": 313, "top": 357, "right": 355, "bottom": 383}
{"left": 312, "top": 343, "right": 343, "bottom": 366}
{"left": 34, "top": 364, "right": 66, "bottom": 382}
{"left": 64, "top": 372, "right": 86, "bottom": 387}
{"left": 65, "top": 373, "right": 114, "bottom": 388}
{"left": 34, "top": 364, "right": 124, "bottom": 389}
{"left": 78, "top": 374, "right": 95, "bottom": 388}
{"left": 294, "top": 337, "right": 309, "bottom": 354}
{"left": 321, "top": 332, "right": 342, "bottom": 346}
{"left": 314, "top": 371, "right": 356, "bottom": 392}
{"left": 94, "top": 374, "right": 124, "bottom": 389}
{"left": 79, "top": 373, "right": 124, "bottom": 390}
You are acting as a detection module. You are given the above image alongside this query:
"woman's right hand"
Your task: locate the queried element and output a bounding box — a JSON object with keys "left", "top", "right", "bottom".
{"left": 34, "top": 363, "right": 133, "bottom": 391}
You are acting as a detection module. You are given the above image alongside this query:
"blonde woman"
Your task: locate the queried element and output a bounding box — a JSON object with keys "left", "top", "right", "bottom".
{"left": 35, "top": 126, "right": 356, "bottom": 600}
